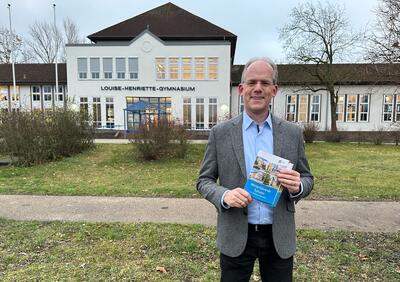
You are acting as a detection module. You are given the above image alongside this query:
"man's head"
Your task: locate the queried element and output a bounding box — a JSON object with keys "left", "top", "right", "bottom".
{"left": 239, "top": 57, "right": 278, "bottom": 120}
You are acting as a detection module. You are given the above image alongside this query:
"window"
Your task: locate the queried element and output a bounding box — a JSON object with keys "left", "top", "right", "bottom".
{"left": 298, "top": 95, "right": 308, "bottom": 122}
{"left": 383, "top": 95, "right": 393, "bottom": 121}
{"left": 209, "top": 98, "right": 217, "bottom": 128}
{"left": 80, "top": 97, "right": 89, "bottom": 121}
{"left": 182, "top": 57, "right": 192, "bottom": 80}
{"left": 10, "top": 86, "right": 19, "bottom": 101}
{"left": 196, "top": 98, "right": 204, "bottom": 129}
{"left": 195, "top": 57, "right": 205, "bottom": 80}
{"left": 116, "top": 57, "right": 126, "bottom": 79}
{"left": 208, "top": 57, "right": 218, "bottom": 80}
{"left": 396, "top": 95, "right": 400, "bottom": 122}
{"left": 43, "top": 85, "right": 52, "bottom": 101}
{"left": 103, "top": 58, "right": 113, "bottom": 79}
{"left": 0, "top": 86, "right": 7, "bottom": 101}
{"left": 78, "top": 58, "right": 87, "bottom": 79}
{"left": 128, "top": 58, "right": 138, "bottom": 79}
{"left": 310, "top": 95, "right": 320, "bottom": 122}
{"left": 183, "top": 97, "right": 192, "bottom": 129}
{"left": 358, "top": 95, "right": 369, "bottom": 122}
{"left": 106, "top": 97, "right": 114, "bottom": 128}
{"left": 156, "top": 58, "right": 166, "bottom": 79}
{"left": 346, "top": 95, "right": 357, "bottom": 122}
{"left": 90, "top": 58, "right": 100, "bottom": 79}
{"left": 286, "top": 95, "right": 297, "bottom": 122}
{"left": 169, "top": 57, "right": 179, "bottom": 80}
{"left": 93, "top": 97, "right": 101, "bottom": 128}
{"left": 32, "top": 86, "right": 40, "bottom": 101}
{"left": 56, "top": 85, "right": 63, "bottom": 101}
{"left": 336, "top": 95, "right": 345, "bottom": 121}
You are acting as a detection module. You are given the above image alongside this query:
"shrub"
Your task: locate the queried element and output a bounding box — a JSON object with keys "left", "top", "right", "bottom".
{"left": 0, "top": 109, "right": 94, "bottom": 166}
{"left": 130, "top": 117, "right": 190, "bottom": 160}
{"left": 389, "top": 122, "right": 400, "bottom": 145}
{"left": 302, "top": 122, "right": 319, "bottom": 143}
{"left": 372, "top": 126, "right": 386, "bottom": 145}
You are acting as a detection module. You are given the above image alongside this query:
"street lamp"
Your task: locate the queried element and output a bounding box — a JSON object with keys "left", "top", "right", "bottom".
{"left": 53, "top": 3, "right": 58, "bottom": 110}
{"left": 7, "top": 3, "right": 17, "bottom": 108}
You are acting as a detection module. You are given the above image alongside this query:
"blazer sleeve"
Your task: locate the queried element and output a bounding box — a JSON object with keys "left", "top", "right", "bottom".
{"left": 292, "top": 127, "right": 314, "bottom": 202}
{"left": 196, "top": 127, "right": 229, "bottom": 213}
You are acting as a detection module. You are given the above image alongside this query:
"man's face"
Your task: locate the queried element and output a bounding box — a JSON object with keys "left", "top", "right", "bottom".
{"left": 238, "top": 61, "right": 278, "bottom": 117}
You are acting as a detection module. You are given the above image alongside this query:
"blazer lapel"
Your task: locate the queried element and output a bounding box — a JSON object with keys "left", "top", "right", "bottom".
{"left": 272, "top": 115, "right": 284, "bottom": 158}
{"left": 230, "top": 115, "right": 247, "bottom": 178}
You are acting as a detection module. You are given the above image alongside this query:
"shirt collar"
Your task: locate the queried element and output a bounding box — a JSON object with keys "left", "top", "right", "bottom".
{"left": 243, "top": 111, "right": 272, "bottom": 130}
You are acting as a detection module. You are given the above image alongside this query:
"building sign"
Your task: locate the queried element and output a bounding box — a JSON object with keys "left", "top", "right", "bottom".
{"left": 100, "top": 86, "right": 195, "bottom": 92}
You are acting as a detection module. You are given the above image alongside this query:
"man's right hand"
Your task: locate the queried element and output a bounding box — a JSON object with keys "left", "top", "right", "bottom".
{"left": 223, "top": 188, "right": 252, "bottom": 208}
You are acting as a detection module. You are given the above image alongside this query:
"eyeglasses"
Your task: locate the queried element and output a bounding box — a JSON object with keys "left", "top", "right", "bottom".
{"left": 244, "top": 80, "right": 274, "bottom": 87}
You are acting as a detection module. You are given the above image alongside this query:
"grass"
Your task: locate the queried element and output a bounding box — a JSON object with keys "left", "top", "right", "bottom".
{"left": 0, "top": 142, "right": 399, "bottom": 200}
{"left": 0, "top": 218, "right": 399, "bottom": 281}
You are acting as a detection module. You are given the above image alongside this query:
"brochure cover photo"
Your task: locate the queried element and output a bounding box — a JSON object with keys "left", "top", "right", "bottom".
{"left": 244, "top": 151, "right": 293, "bottom": 207}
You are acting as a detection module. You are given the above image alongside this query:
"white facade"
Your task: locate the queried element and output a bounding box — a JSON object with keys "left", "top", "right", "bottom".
{"left": 66, "top": 31, "right": 231, "bottom": 131}
{"left": 231, "top": 84, "right": 400, "bottom": 131}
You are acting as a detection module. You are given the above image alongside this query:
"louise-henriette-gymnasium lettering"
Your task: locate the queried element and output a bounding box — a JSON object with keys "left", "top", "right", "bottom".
{"left": 0, "top": 2, "right": 399, "bottom": 134}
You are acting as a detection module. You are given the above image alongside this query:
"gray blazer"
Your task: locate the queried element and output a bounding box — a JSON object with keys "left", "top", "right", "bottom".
{"left": 197, "top": 114, "right": 314, "bottom": 259}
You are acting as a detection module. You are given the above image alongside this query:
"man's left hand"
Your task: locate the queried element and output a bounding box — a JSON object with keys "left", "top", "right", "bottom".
{"left": 277, "top": 168, "right": 301, "bottom": 194}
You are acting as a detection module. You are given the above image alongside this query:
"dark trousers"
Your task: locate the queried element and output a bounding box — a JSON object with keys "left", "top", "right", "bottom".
{"left": 220, "top": 224, "right": 293, "bottom": 282}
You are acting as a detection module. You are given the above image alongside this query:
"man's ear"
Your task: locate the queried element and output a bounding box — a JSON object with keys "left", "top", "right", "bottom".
{"left": 271, "top": 85, "right": 279, "bottom": 97}
{"left": 238, "top": 84, "right": 244, "bottom": 96}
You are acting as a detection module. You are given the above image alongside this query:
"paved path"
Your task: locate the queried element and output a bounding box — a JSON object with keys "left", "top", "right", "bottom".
{"left": 0, "top": 195, "right": 399, "bottom": 232}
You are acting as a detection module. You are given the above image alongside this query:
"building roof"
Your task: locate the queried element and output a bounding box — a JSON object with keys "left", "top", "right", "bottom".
{"left": 231, "top": 63, "right": 400, "bottom": 86}
{"left": 87, "top": 2, "right": 237, "bottom": 59}
{"left": 0, "top": 64, "right": 67, "bottom": 85}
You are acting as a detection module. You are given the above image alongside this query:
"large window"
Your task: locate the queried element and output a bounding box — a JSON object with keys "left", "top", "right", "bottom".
{"left": 106, "top": 97, "right": 114, "bottom": 128}
{"left": 336, "top": 95, "right": 345, "bottom": 122}
{"left": 358, "top": 95, "right": 369, "bottom": 122}
{"left": 103, "top": 58, "right": 113, "bottom": 79}
{"left": 183, "top": 97, "right": 192, "bottom": 129}
{"left": 196, "top": 98, "right": 205, "bottom": 129}
{"left": 209, "top": 98, "right": 217, "bottom": 128}
{"left": 77, "top": 58, "right": 87, "bottom": 79}
{"left": 43, "top": 85, "right": 52, "bottom": 101}
{"left": 383, "top": 94, "right": 400, "bottom": 122}
{"left": 80, "top": 97, "right": 89, "bottom": 121}
{"left": 208, "top": 57, "right": 218, "bottom": 80}
{"left": 93, "top": 97, "right": 101, "bottom": 128}
{"left": 128, "top": 57, "right": 138, "bottom": 79}
{"left": 182, "top": 57, "right": 192, "bottom": 80}
{"left": 310, "top": 95, "right": 320, "bottom": 122}
{"left": 156, "top": 58, "right": 166, "bottom": 80}
{"left": 90, "top": 58, "right": 100, "bottom": 79}
{"left": 195, "top": 57, "right": 205, "bottom": 80}
{"left": 0, "top": 86, "right": 7, "bottom": 101}
{"left": 169, "top": 57, "right": 179, "bottom": 80}
{"left": 56, "top": 85, "right": 63, "bottom": 102}
{"left": 286, "top": 95, "right": 297, "bottom": 122}
{"left": 32, "top": 86, "right": 40, "bottom": 101}
{"left": 346, "top": 95, "right": 357, "bottom": 122}
{"left": 116, "top": 57, "right": 126, "bottom": 79}
{"left": 298, "top": 95, "right": 308, "bottom": 122}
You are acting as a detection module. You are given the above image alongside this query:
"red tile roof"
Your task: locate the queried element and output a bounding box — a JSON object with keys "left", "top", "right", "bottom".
{"left": 0, "top": 64, "right": 67, "bottom": 85}
{"left": 87, "top": 2, "right": 237, "bottom": 58}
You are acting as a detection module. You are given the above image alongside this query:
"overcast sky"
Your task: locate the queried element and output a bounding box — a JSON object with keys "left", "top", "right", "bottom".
{"left": 0, "top": 0, "right": 379, "bottom": 64}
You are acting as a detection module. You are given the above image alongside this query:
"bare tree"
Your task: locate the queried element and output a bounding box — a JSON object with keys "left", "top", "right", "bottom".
{"left": 279, "top": 1, "right": 363, "bottom": 132}
{"left": 26, "top": 21, "right": 62, "bottom": 63}
{"left": 366, "top": 0, "right": 400, "bottom": 63}
{"left": 0, "top": 26, "right": 32, "bottom": 63}
{"left": 61, "top": 17, "right": 85, "bottom": 62}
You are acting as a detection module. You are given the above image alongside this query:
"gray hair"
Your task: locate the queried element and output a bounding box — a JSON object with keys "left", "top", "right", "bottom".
{"left": 240, "top": 57, "right": 278, "bottom": 84}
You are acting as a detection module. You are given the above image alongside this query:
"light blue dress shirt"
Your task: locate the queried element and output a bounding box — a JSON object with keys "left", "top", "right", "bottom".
{"left": 242, "top": 111, "right": 275, "bottom": 224}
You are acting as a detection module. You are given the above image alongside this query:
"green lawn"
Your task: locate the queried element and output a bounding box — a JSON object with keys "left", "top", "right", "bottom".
{"left": 0, "top": 219, "right": 398, "bottom": 281}
{"left": 0, "top": 143, "right": 399, "bottom": 200}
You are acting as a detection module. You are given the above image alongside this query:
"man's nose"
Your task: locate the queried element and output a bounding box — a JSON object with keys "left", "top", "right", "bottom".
{"left": 253, "top": 81, "right": 263, "bottom": 91}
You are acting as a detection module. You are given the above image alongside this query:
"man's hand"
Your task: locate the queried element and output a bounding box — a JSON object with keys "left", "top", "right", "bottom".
{"left": 223, "top": 188, "right": 252, "bottom": 208}
{"left": 278, "top": 168, "right": 301, "bottom": 194}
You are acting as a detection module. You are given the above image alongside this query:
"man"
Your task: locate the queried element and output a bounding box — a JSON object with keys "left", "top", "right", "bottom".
{"left": 197, "top": 57, "right": 313, "bottom": 282}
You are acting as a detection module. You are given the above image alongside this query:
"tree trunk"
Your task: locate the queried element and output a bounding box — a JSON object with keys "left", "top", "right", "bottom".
{"left": 329, "top": 88, "right": 337, "bottom": 132}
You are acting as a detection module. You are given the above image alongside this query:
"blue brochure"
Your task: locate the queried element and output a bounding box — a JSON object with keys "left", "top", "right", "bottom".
{"left": 244, "top": 151, "right": 293, "bottom": 208}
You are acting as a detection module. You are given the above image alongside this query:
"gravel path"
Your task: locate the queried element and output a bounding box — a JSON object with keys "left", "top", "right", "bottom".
{"left": 0, "top": 195, "right": 399, "bottom": 232}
